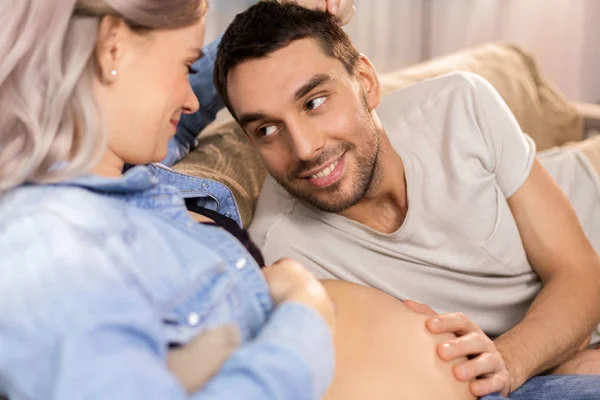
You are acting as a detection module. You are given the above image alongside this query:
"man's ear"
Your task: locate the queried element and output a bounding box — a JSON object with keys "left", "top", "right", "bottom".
{"left": 94, "top": 15, "right": 128, "bottom": 84}
{"left": 355, "top": 54, "right": 381, "bottom": 111}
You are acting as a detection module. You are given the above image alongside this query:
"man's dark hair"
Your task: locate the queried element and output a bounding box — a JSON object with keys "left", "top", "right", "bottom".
{"left": 213, "top": 0, "right": 360, "bottom": 118}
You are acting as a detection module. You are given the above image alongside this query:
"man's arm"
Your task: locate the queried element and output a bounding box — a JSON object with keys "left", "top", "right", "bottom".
{"left": 495, "top": 158, "right": 600, "bottom": 390}
{"left": 162, "top": 36, "right": 225, "bottom": 166}
{"left": 419, "top": 73, "right": 600, "bottom": 397}
{"left": 466, "top": 73, "right": 600, "bottom": 390}
{"left": 468, "top": 72, "right": 600, "bottom": 390}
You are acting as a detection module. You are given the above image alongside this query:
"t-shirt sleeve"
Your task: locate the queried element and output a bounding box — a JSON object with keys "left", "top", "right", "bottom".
{"left": 467, "top": 73, "right": 536, "bottom": 198}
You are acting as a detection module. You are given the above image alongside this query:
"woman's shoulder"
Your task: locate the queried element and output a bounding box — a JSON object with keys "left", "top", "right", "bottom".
{"left": 1, "top": 183, "right": 128, "bottom": 235}
{"left": 0, "top": 185, "right": 152, "bottom": 330}
{"left": 0, "top": 184, "right": 134, "bottom": 277}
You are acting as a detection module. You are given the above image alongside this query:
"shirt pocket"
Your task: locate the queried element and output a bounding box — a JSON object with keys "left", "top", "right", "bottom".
{"left": 480, "top": 187, "right": 531, "bottom": 274}
{"left": 162, "top": 262, "right": 246, "bottom": 345}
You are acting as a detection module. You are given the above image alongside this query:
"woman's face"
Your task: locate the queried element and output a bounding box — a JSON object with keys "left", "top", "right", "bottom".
{"left": 93, "top": 4, "right": 207, "bottom": 171}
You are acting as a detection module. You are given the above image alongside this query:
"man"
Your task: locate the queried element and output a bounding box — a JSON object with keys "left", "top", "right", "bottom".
{"left": 211, "top": 1, "right": 600, "bottom": 398}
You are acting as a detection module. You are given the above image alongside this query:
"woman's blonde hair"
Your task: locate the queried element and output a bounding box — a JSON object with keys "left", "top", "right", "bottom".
{"left": 0, "top": 0, "right": 202, "bottom": 191}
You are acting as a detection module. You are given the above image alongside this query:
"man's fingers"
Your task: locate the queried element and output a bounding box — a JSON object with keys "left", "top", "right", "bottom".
{"left": 453, "top": 352, "right": 503, "bottom": 381}
{"left": 579, "top": 334, "right": 592, "bottom": 351}
{"left": 470, "top": 373, "right": 510, "bottom": 397}
{"left": 426, "top": 312, "right": 482, "bottom": 335}
{"left": 403, "top": 300, "right": 437, "bottom": 316}
{"left": 437, "top": 332, "right": 489, "bottom": 361}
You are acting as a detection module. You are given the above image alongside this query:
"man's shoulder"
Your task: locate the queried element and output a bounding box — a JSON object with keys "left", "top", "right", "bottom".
{"left": 378, "top": 71, "right": 487, "bottom": 116}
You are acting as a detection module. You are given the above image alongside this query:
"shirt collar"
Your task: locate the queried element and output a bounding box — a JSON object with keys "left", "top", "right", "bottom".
{"left": 51, "top": 165, "right": 159, "bottom": 194}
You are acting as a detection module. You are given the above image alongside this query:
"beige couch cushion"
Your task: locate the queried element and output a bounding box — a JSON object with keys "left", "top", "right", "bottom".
{"left": 378, "top": 43, "right": 582, "bottom": 151}
{"left": 174, "top": 43, "right": 583, "bottom": 227}
{"left": 173, "top": 118, "right": 267, "bottom": 227}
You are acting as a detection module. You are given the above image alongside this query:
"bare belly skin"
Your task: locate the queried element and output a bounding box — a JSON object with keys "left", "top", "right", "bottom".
{"left": 321, "top": 280, "right": 475, "bottom": 400}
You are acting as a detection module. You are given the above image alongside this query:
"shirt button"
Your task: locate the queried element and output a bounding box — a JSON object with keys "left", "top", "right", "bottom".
{"left": 147, "top": 172, "right": 158, "bottom": 183}
{"left": 187, "top": 312, "right": 200, "bottom": 327}
{"left": 201, "top": 183, "right": 209, "bottom": 189}
{"left": 224, "top": 212, "right": 232, "bottom": 218}
{"left": 235, "top": 258, "right": 247, "bottom": 270}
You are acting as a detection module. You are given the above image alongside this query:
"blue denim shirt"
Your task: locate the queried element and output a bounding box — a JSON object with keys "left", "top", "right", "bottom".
{"left": 0, "top": 36, "right": 334, "bottom": 400}
{"left": 0, "top": 166, "right": 334, "bottom": 399}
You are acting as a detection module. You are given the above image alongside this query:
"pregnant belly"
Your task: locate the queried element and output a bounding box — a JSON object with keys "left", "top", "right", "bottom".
{"left": 321, "top": 280, "right": 475, "bottom": 400}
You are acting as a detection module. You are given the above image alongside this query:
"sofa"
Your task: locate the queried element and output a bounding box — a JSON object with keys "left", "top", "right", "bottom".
{"left": 172, "top": 42, "right": 600, "bottom": 228}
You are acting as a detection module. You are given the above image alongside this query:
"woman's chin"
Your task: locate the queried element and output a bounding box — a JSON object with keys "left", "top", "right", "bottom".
{"left": 139, "top": 147, "right": 169, "bottom": 166}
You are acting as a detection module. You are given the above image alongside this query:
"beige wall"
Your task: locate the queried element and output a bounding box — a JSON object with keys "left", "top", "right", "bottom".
{"left": 428, "top": 0, "right": 600, "bottom": 103}
{"left": 205, "top": 0, "right": 600, "bottom": 103}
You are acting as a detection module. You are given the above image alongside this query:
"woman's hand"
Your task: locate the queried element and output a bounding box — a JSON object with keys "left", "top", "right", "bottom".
{"left": 278, "top": 0, "right": 356, "bottom": 26}
{"left": 263, "top": 258, "right": 335, "bottom": 331}
{"left": 403, "top": 300, "right": 511, "bottom": 397}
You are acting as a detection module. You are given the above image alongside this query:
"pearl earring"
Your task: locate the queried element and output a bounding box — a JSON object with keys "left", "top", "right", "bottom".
{"left": 111, "top": 69, "right": 117, "bottom": 76}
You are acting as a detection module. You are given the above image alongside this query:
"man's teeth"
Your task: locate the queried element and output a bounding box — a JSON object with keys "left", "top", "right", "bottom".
{"left": 311, "top": 160, "right": 338, "bottom": 179}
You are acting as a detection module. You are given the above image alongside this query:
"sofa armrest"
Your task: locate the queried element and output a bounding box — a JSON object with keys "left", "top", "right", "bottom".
{"left": 574, "top": 102, "right": 600, "bottom": 138}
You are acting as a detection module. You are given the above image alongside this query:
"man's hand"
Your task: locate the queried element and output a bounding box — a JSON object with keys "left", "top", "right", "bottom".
{"left": 404, "top": 300, "right": 511, "bottom": 397}
{"left": 552, "top": 347, "right": 600, "bottom": 375}
{"left": 278, "top": 0, "right": 356, "bottom": 25}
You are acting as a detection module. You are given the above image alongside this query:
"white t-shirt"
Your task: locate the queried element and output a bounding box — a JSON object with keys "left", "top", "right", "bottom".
{"left": 249, "top": 72, "right": 600, "bottom": 339}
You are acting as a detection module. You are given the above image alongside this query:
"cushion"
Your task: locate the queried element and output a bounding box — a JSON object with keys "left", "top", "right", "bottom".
{"left": 378, "top": 43, "right": 583, "bottom": 151}
{"left": 173, "top": 117, "right": 267, "bottom": 227}
{"left": 175, "top": 43, "right": 583, "bottom": 227}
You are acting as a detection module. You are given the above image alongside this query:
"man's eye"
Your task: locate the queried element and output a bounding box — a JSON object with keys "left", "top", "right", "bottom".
{"left": 258, "top": 125, "right": 278, "bottom": 137}
{"left": 187, "top": 65, "right": 199, "bottom": 74}
{"left": 306, "top": 96, "right": 326, "bottom": 111}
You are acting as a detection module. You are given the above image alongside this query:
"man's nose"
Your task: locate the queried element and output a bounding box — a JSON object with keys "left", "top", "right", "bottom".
{"left": 287, "top": 119, "right": 325, "bottom": 162}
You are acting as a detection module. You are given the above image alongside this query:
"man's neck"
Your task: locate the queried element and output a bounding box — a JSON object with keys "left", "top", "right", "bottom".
{"left": 339, "top": 131, "right": 408, "bottom": 234}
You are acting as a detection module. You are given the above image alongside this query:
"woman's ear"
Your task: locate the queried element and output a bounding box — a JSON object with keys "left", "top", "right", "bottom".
{"left": 94, "top": 15, "right": 127, "bottom": 84}
{"left": 355, "top": 54, "right": 381, "bottom": 111}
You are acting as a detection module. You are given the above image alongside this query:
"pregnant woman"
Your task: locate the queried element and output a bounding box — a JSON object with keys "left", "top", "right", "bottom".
{"left": 0, "top": 1, "right": 486, "bottom": 399}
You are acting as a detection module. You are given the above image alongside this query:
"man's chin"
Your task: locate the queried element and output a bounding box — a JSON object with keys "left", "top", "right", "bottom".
{"left": 298, "top": 189, "right": 363, "bottom": 214}
{"left": 278, "top": 179, "right": 364, "bottom": 213}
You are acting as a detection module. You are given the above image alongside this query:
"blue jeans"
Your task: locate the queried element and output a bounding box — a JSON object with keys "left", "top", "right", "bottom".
{"left": 480, "top": 375, "right": 600, "bottom": 399}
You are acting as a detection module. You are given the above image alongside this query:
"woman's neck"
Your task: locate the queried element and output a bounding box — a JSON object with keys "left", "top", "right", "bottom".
{"left": 91, "top": 149, "right": 125, "bottom": 178}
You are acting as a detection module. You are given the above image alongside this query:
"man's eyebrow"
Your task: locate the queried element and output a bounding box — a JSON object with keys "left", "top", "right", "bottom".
{"left": 238, "top": 112, "right": 269, "bottom": 129}
{"left": 293, "top": 73, "right": 332, "bottom": 102}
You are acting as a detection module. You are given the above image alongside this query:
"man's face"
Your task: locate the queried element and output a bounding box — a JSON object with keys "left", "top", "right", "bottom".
{"left": 227, "top": 38, "right": 382, "bottom": 213}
